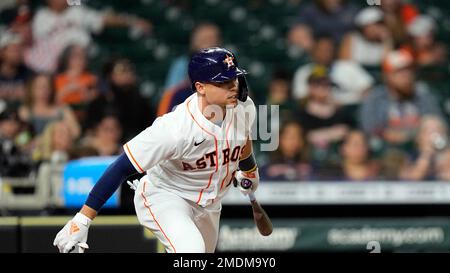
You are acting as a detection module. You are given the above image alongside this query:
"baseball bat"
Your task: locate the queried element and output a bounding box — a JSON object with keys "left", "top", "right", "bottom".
{"left": 240, "top": 178, "right": 273, "bottom": 236}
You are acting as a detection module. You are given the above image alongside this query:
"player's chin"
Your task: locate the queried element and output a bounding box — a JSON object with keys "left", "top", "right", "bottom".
{"left": 226, "top": 98, "right": 238, "bottom": 108}
{"left": 226, "top": 95, "right": 238, "bottom": 107}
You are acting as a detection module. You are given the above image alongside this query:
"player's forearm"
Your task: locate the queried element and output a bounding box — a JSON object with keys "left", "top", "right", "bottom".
{"left": 240, "top": 138, "right": 253, "bottom": 160}
{"left": 239, "top": 139, "right": 257, "bottom": 172}
{"left": 84, "top": 153, "right": 138, "bottom": 213}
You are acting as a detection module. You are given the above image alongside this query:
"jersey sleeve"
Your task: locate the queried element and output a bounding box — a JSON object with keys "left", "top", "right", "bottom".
{"left": 123, "top": 115, "right": 180, "bottom": 173}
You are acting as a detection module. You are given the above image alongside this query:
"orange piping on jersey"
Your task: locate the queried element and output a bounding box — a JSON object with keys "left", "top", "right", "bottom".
{"left": 141, "top": 180, "right": 177, "bottom": 253}
{"left": 220, "top": 111, "right": 233, "bottom": 190}
{"left": 186, "top": 99, "right": 219, "bottom": 205}
{"left": 196, "top": 172, "right": 215, "bottom": 204}
{"left": 124, "top": 143, "right": 144, "bottom": 173}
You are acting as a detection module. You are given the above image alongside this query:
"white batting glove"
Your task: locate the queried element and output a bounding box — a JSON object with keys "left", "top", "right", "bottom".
{"left": 235, "top": 169, "right": 259, "bottom": 195}
{"left": 127, "top": 179, "right": 140, "bottom": 191}
{"left": 53, "top": 213, "right": 91, "bottom": 253}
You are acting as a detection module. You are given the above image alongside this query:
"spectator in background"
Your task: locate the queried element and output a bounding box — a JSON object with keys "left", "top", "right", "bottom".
{"left": 0, "top": 0, "right": 33, "bottom": 47}
{"left": 157, "top": 79, "right": 191, "bottom": 116}
{"left": 359, "top": 49, "right": 442, "bottom": 147}
{"left": 288, "top": 0, "right": 358, "bottom": 50}
{"left": 25, "top": 0, "right": 152, "bottom": 73}
{"left": 0, "top": 30, "right": 33, "bottom": 109}
{"left": 265, "top": 70, "right": 297, "bottom": 122}
{"left": 292, "top": 35, "right": 374, "bottom": 105}
{"left": 378, "top": 148, "right": 407, "bottom": 181}
{"left": 54, "top": 44, "right": 98, "bottom": 123}
{"left": 0, "top": 0, "right": 30, "bottom": 25}
{"left": 337, "top": 130, "right": 379, "bottom": 181}
{"left": 399, "top": 115, "right": 447, "bottom": 181}
{"left": 164, "top": 22, "right": 222, "bottom": 91}
{"left": 435, "top": 148, "right": 450, "bottom": 181}
{"left": 255, "top": 70, "right": 298, "bottom": 141}
{"left": 292, "top": 35, "right": 335, "bottom": 100}
{"left": 0, "top": 106, "right": 33, "bottom": 176}
{"left": 260, "top": 120, "right": 312, "bottom": 181}
{"left": 85, "top": 58, "right": 154, "bottom": 141}
{"left": 381, "top": 0, "right": 419, "bottom": 46}
{"left": 401, "top": 15, "right": 447, "bottom": 67}
{"left": 18, "top": 74, "right": 80, "bottom": 137}
{"left": 296, "top": 65, "right": 356, "bottom": 164}
{"left": 287, "top": 24, "right": 314, "bottom": 55}
{"left": 329, "top": 59, "right": 374, "bottom": 106}
{"left": 339, "top": 7, "right": 393, "bottom": 66}
{"left": 32, "top": 120, "right": 75, "bottom": 163}
{"left": 79, "top": 114, "right": 122, "bottom": 156}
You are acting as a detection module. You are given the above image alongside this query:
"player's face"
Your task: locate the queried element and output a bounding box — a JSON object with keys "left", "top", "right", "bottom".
{"left": 198, "top": 78, "right": 239, "bottom": 108}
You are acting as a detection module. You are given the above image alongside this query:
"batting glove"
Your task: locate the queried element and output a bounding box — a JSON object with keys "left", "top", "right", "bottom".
{"left": 53, "top": 213, "right": 91, "bottom": 253}
{"left": 235, "top": 169, "right": 259, "bottom": 195}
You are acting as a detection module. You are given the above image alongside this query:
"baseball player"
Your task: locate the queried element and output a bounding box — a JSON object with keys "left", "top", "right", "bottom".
{"left": 53, "top": 47, "right": 260, "bottom": 253}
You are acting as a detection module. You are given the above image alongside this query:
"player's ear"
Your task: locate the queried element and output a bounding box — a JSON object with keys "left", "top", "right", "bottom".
{"left": 195, "top": 82, "right": 206, "bottom": 96}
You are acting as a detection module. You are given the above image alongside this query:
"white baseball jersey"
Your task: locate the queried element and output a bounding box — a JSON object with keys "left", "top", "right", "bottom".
{"left": 124, "top": 93, "right": 256, "bottom": 207}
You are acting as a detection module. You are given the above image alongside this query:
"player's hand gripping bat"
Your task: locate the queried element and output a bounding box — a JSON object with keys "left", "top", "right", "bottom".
{"left": 238, "top": 178, "right": 273, "bottom": 236}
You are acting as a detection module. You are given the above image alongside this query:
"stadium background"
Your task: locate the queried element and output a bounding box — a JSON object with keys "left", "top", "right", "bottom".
{"left": 1, "top": 0, "right": 450, "bottom": 253}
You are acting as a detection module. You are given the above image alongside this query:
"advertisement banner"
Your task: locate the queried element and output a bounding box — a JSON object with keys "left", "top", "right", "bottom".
{"left": 217, "top": 218, "right": 450, "bottom": 253}
{"left": 0, "top": 217, "right": 19, "bottom": 253}
{"left": 62, "top": 156, "right": 120, "bottom": 208}
{"left": 3, "top": 216, "right": 450, "bottom": 253}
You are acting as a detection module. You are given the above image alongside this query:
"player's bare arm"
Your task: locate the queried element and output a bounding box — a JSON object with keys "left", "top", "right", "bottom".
{"left": 240, "top": 138, "right": 254, "bottom": 163}
{"left": 79, "top": 205, "right": 97, "bottom": 220}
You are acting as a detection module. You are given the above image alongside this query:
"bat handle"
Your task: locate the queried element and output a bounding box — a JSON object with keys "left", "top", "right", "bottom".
{"left": 248, "top": 192, "right": 256, "bottom": 202}
{"left": 240, "top": 178, "right": 256, "bottom": 202}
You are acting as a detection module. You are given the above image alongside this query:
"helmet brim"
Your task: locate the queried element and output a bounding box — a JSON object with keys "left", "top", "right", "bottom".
{"left": 208, "top": 67, "right": 248, "bottom": 83}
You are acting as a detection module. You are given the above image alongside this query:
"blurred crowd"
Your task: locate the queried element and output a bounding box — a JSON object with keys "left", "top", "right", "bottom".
{"left": 0, "top": 0, "right": 449, "bottom": 183}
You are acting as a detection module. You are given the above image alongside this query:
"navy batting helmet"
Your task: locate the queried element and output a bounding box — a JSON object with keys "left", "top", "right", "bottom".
{"left": 188, "top": 47, "right": 249, "bottom": 102}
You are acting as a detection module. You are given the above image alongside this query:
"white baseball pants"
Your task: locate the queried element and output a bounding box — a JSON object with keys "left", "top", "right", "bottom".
{"left": 134, "top": 177, "right": 221, "bottom": 253}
